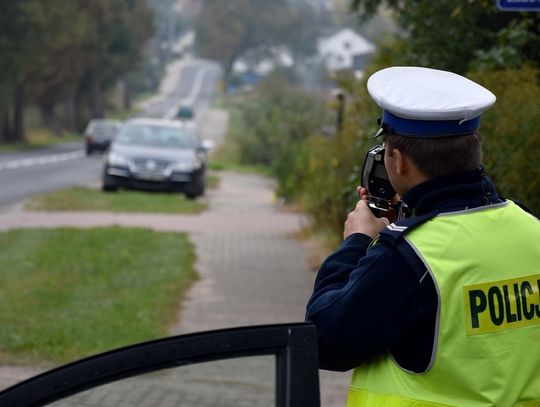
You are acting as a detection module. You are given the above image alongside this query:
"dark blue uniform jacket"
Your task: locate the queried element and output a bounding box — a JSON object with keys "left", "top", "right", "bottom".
{"left": 305, "top": 168, "right": 503, "bottom": 373}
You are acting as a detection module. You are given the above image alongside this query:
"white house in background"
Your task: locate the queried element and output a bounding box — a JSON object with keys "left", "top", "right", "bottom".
{"left": 317, "top": 28, "right": 376, "bottom": 72}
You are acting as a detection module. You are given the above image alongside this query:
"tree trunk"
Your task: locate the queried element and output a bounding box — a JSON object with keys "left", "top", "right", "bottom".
{"left": 90, "top": 80, "right": 105, "bottom": 119}
{"left": 0, "top": 107, "right": 10, "bottom": 143}
{"left": 122, "top": 77, "right": 132, "bottom": 111}
{"left": 40, "top": 103, "right": 62, "bottom": 136}
{"left": 12, "top": 87, "right": 25, "bottom": 142}
{"left": 62, "top": 96, "right": 76, "bottom": 133}
{"left": 73, "top": 85, "right": 87, "bottom": 132}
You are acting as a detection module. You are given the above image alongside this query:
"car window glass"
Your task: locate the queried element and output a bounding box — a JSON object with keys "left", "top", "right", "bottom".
{"left": 92, "top": 123, "right": 118, "bottom": 137}
{"left": 116, "top": 125, "right": 197, "bottom": 148}
{"left": 46, "top": 356, "right": 275, "bottom": 407}
{"left": 177, "top": 106, "right": 194, "bottom": 119}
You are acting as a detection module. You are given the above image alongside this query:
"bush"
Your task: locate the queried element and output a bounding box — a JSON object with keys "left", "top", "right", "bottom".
{"left": 227, "top": 70, "right": 384, "bottom": 244}
{"left": 294, "top": 71, "right": 385, "bottom": 244}
{"left": 231, "top": 75, "right": 328, "bottom": 201}
{"left": 298, "top": 134, "right": 359, "bottom": 244}
{"left": 469, "top": 65, "right": 540, "bottom": 215}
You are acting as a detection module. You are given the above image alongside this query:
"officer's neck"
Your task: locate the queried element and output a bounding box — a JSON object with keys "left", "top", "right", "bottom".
{"left": 400, "top": 168, "right": 496, "bottom": 217}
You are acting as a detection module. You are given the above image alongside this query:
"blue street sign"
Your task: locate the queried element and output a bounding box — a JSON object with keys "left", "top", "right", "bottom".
{"left": 497, "top": 0, "right": 540, "bottom": 11}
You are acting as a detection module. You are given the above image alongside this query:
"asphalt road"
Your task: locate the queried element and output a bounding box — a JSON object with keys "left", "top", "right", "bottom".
{"left": 0, "top": 59, "right": 221, "bottom": 211}
{"left": 0, "top": 142, "right": 100, "bottom": 210}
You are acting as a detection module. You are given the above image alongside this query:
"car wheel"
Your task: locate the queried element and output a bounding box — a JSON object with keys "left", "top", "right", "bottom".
{"left": 102, "top": 174, "right": 118, "bottom": 192}
{"left": 186, "top": 174, "right": 205, "bottom": 199}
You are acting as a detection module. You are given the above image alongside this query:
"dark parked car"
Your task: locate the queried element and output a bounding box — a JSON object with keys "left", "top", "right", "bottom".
{"left": 84, "top": 119, "right": 122, "bottom": 155}
{"left": 102, "top": 118, "right": 211, "bottom": 199}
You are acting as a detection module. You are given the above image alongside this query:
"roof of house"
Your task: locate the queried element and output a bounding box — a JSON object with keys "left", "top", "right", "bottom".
{"left": 318, "top": 28, "right": 375, "bottom": 56}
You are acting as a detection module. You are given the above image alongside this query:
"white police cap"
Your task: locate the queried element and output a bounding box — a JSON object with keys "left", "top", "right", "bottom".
{"left": 367, "top": 66, "right": 496, "bottom": 138}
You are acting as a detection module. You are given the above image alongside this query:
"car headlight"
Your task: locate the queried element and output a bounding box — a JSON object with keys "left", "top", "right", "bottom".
{"left": 107, "top": 152, "right": 129, "bottom": 167}
{"left": 172, "top": 160, "right": 201, "bottom": 172}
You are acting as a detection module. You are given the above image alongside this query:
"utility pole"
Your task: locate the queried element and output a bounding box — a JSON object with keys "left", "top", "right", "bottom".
{"left": 333, "top": 88, "right": 345, "bottom": 135}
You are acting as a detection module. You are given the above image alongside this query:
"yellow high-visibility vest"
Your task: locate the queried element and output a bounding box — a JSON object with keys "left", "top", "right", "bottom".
{"left": 348, "top": 201, "right": 540, "bottom": 407}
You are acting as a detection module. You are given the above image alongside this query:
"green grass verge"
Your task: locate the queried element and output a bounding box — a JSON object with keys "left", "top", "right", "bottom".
{"left": 208, "top": 159, "right": 272, "bottom": 176}
{"left": 25, "top": 186, "right": 207, "bottom": 214}
{"left": 0, "top": 133, "right": 82, "bottom": 153}
{"left": 0, "top": 227, "right": 198, "bottom": 364}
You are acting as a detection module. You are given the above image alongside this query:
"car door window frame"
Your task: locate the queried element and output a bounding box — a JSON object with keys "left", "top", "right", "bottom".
{"left": 0, "top": 323, "right": 320, "bottom": 407}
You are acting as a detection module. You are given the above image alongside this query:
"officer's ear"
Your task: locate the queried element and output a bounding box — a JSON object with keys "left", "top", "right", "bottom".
{"left": 394, "top": 148, "right": 430, "bottom": 184}
{"left": 392, "top": 148, "right": 408, "bottom": 176}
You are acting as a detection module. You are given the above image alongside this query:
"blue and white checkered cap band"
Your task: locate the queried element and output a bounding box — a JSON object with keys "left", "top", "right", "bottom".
{"left": 382, "top": 110, "right": 481, "bottom": 137}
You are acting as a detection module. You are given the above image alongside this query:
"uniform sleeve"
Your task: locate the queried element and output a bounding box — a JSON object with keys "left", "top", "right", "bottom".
{"left": 305, "top": 232, "right": 427, "bottom": 372}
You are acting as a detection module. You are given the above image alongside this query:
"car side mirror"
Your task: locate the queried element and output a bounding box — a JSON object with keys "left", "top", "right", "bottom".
{"left": 201, "top": 139, "right": 215, "bottom": 151}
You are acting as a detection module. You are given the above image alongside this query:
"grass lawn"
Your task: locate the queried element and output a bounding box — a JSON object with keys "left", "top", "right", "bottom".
{"left": 0, "top": 227, "right": 197, "bottom": 364}
{"left": 25, "top": 186, "right": 207, "bottom": 214}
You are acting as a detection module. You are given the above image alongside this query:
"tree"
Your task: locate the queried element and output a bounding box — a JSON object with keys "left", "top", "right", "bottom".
{"left": 195, "top": 0, "right": 292, "bottom": 83}
{"left": 75, "top": 0, "right": 154, "bottom": 122}
{"left": 0, "top": 1, "right": 37, "bottom": 142}
{"left": 282, "top": 2, "right": 326, "bottom": 62}
{"left": 22, "top": 0, "right": 94, "bottom": 135}
{"left": 351, "top": 0, "right": 540, "bottom": 74}
{"left": 0, "top": 0, "right": 154, "bottom": 141}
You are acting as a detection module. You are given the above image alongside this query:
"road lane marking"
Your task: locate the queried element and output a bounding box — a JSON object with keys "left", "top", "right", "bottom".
{"left": 0, "top": 151, "right": 85, "bottom": 171}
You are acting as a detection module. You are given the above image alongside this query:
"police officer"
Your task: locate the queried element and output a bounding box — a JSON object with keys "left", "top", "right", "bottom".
{"left": 306, "top": 66, "right": 540, "bottom": 406}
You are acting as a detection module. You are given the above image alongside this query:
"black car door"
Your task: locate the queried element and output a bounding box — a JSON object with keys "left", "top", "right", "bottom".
{"left": 0, "top": 323, "right": 320, "bottom": 407}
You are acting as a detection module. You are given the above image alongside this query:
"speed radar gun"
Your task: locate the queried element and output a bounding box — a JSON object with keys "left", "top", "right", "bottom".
{"left": 361, "top": 145, "right": 396, "bottom": 215}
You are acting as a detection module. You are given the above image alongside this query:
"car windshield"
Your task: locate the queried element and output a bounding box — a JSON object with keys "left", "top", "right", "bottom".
{"left": 177, "top": 106, "right": 194, "bottom": 119}
{"left": 89, "top": 122, "right": 119, "bottom": 137}
{"left": 115, "top": 124, "right": 198, "bottom": 148}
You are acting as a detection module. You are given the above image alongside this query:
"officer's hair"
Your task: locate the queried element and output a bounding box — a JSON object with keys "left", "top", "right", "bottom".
{"left": 384, "top": 132, "right": 482, "bottom": 179}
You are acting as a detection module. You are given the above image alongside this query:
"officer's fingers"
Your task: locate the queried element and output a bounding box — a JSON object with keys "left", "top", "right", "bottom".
{"left": 358, "top": 187, "right": 369, "bottom": 198}
{"left": 356, "top": 186, "right": 368, "bottom": 201}
{"left": 379, "top": 216, "right": 390, "bottom": 227}
{"left": 355, "top": 198, "right": 371, "bottom": 211}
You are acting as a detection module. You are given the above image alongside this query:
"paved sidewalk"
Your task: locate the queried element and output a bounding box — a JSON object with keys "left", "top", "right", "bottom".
{"left": 174, "top": 171, "right": 351, "bottom": 406}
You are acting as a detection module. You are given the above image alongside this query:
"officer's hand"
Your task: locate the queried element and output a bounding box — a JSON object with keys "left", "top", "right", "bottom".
{"left": 357, "top": 186, "right": 399, "bottom": 223}
{"left": 357, "top": 186, "right": 370, "bottom": 203}
{"left": 344, "top": 199, "right": 389, "bottom": 240}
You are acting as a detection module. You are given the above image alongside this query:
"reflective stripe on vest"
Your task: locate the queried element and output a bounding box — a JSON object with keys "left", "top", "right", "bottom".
{"left": 348, "top": 201, "right": 540, "bottom": 406}
{"left": 348, "top": 388, "right": 454, "bottom": 406}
